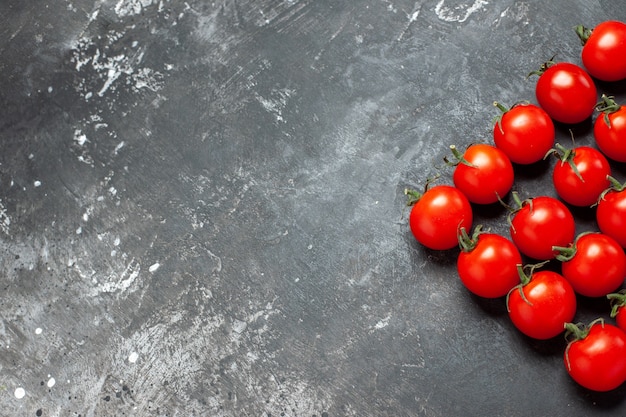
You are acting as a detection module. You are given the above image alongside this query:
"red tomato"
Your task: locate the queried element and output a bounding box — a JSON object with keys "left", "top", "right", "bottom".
{"left": 594, "top": 95, "right": 626, "bottom": 162}
{"left": 406, "top": 185, "right": 473, "bottom": 250}
{"left": 507, "top": 265, "right": 576, "bottom": 340}
{"left": 548, "top": 144, "right": 611, "bottom": 207}
{"left": 555, "top": 232, "right": 626, "bottom": 297}
{"left": 450, "top": 144, "right": 514, "bottom": 205}
{"left": 564, "top": 320, "right": 626, "bottom": 391}
{"left": 608, "top": 291, "right": 626, "bottom": 332}
{"left": 457, "top": 226, "right": 522, "bottom": 298}
{"left": 533, "top": 61, "right": 597, "bottom": 124}
{"left": 493, "top": 102, "right": 555, "bottom": 165}
{"left": 596, "top": 178, "right": 626, "bottom": 248}
{"left": 576, "top": 21, "right": 626, "bottom": 82}
{"left": 509, "top": 195, "right": 576, "bottom": 260}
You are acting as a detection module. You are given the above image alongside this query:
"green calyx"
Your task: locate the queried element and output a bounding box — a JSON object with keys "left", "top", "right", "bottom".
{"left": 607, "top": 289, "right": 626, "bottom": 318}
{"left": 544, "top": 142, "right": 584, "bottom": 182}
{"left": 595, "top": 94, "right": 622, "bottom": 128}
{"left": 404, "top": 175, "right": 442, "bottom": 206}
{"left": 492, "top": 101, "right": 509, "bottom": 134}
{"left": 506, "top": 261, "right": 550, "bottom": 311}
{"left": 553, "top": 232, "right": 594, "bottom": 262}
{"left": 443, "top": 145, "right": 476, "bottom": 168}
{"left": 596, "top": 175, "right": 626, "bottom": 205}
{"left": 574, "top": 24, "right": 592, "bottom": 46}
{"left": 528, "top": 55, "right": 557, "bottom": 78}
{"left": 458, "top": 225, "right": 486, "bottom": 252}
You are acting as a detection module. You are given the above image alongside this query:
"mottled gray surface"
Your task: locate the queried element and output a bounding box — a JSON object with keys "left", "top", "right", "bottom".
{"left": 2, "top": 1, "right": 626, "bottom": 416}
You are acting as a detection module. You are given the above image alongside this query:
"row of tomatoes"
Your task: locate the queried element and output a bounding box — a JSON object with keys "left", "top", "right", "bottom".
{"left": 406, "top": 20, "right": 626, "bottom": 392}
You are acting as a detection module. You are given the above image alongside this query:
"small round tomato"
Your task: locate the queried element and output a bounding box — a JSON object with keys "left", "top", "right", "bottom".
{"left": 509, "top": 195, "right": 576, "bottom": 260}
{"left": 597, "top": 178, "right": 626, "bottom": 248}
{"left": 493, "top": 102, "right": 555, "bottom": 165}
{"left": 555, "top": 232, "right": 626, "bottom": 297}
{"left": 532, "top": 61, "right": 597, "bottom": 124}
{"left": 450, "top": 144, "right": 514, "bottom": 205}
{"left": 457, "top": 226, "right": 522, "bottom": 298}
{"left": 507, "top": 265, "right": 577, "bottom": 340}
{"left": 576, "top": 21, "right": 626, "bottom": 82}
{"left": 594, "top": 95, "right": 626, "bottom": 162}
{"left": 564, "top": 320, "right": 626, "bottom": 392}
{"left": 608, "top": 291, "right": 626, "bottom": 332}
{"left": 406, "top": 185, "right": 473, "bottom": 251}
{"left": 548, "top": 144, "right": 611, "bottom": 207}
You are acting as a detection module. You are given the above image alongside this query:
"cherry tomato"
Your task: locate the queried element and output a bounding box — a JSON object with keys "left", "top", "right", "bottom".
{"left": 594, "top": 95, "right": 626, "bottom": 162}
{"left": 450, "top": 144, "right": 514, "bottom": 205}
{"left": 576, "top": 21, "right": 626, "bottom": 82}
{"left": 406, "top": 185, "right": 473, "bottom": 250}
{"left": 564, "top": 320, "right": 626, "bottom": 392}
{"left": 507, "top": 264, "right": 577, "bottom": 340}
{"left": 555, "top": 232, "right": 626, "bottom": 297}
{"left": 493, "top": 102, "right": 555, "bottom": 165}
{"left": 509, "top": 195, "right": 576, "bottom": 260}
{"left": 457, "top": 226, "right": 522, "bottom": 298}
{"left": 532, "top": 61, "right": 597, "bottom": 124}
{"left": 548, "top": 144, "right": 611, "bottom": 207}
{"left": 596, "top": 177, "right": 626, "bottom": 248}
{"left": 608, "top": 291, "right": 626, "bottom": 332}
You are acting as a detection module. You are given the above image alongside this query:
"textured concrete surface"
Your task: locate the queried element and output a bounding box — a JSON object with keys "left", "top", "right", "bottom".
{"left": 1, "top": 1, "right": 626, "bottom": 416}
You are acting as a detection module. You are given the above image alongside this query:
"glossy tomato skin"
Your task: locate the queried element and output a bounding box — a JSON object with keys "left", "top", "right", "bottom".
{"left": 510, "top": 196, "right": 576, "bottom": 260}
{"left": 507, "top": 270, "right": 576, "bottom": 340}
{"left": 616, "top": 307, "right": 626, "bottom": 332}
{"left": 535, "top": 62, "right": 597, "bottom": 124}
{"left": 457, "top": 233, "right": 522, "bottom": 298}
{"left": 452, "top": 144, "right": 514, "bottom": 205}
{"left": 493, "top": 103, "right": 555, "bottom": 165}
{"left": 552, "top": 146, "right": 611, "bottom": 207}
{"left": 581, "top": 21, "right": 626, "bottom": 82}
{"left": 565, "top": 322, "right": 626, "bottom": 392}
{"left": 409, "top": 185, "right": 473, "bottom": 251}
{"left": 597, "top": 189, "right": 626, "bottom": 248}
{"left": 559, "top": 233, "right": 626, "bottom": 297}
{"left": 594, "top": 105, "right": 626, "bottom": 162}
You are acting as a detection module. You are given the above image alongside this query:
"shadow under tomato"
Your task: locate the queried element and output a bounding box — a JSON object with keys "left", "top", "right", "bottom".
{"left": 566, "top": 375, "right": 626, "bottom": 409}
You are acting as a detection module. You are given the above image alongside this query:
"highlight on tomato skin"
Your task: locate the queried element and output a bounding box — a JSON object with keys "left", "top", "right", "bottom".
{"left": 447, "top": 143, "right": 515, "bottom": 205}
{"left": 554, "top": 232, "right": 626, "bottom": 298}
{"left": 576, "top": 20, "right": 626, "bottom": 82}
{"left": 492, "top": 101, "right": 556, "bottom": 165}
{"left": 546, "top": 144, "right": 611, "bottom": 207}
{"left": 594, "top": 95, "right": 626, "bottom": 163}
{"left": 507, "top": 264, "right": 577, "bottom": 340}
{"left": 508, "top": 195, "right": 576, "bottom": 260}
{"left": 564, "top": 320, "right": 626, "bottom": 392}
{"left": 456, "top": 226, "right": 522, "bottom": 298}
{"left": 531, "top": 60, "right": 597, "bottom": 124}
{"left": 405, "top": 184, "right": 473, "bottom": 251}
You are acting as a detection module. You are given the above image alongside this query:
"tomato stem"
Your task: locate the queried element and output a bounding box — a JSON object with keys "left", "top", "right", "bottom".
{"left": 595, "top": 94, "right": 621, "bottom": 128}
{"left": 574, "top": 24, "right": 592, "bottom": 46}
{"left": 444, "top": 145, "right": 476, "bottom": 168}
{"left": 527, "top": 55, "right": 557, "bottom": 78}
{"left": 404, "top": 188, "right": 422, "bottom": 206}
{"left": 607, "top": 290, "right": 626, "bottom": 318}
{"left": 545, "top": 142, "right": 584, "bottom": 182}
{"left": 458, "top": 225, "right": 484, "bottom": 252}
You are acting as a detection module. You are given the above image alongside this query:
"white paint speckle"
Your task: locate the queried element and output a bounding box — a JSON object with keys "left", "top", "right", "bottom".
{"left": 148, "top": 262, "right": 160, "bottom": 273}
{"left": 128, "top": 352, "right": 139, "bottom": 363}
{"left": 35, "top": 327, "right": 43, "bottom": 335}
{"left": 34, "top": 180, "right": 42, "bottom": 187}
{"left": 47, "top": 377, "right": 56, "bottom": 388}
{"left": 14, "top": 387, "right": 25, "bottom": 399}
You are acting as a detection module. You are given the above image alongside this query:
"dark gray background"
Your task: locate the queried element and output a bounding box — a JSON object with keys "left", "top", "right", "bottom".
{"left": 2, "top": 1, "right": 626, "bottom": 416}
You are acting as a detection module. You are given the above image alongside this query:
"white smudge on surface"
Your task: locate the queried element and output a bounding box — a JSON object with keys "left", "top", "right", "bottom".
{"left": 14, "top": 387, "right": 25, "bottom": 399}
{"left": 434, "top": 0, "right": 488, "bottom": 23}
{"left": 0, "top": 200, "right": 11, "bottom": 235}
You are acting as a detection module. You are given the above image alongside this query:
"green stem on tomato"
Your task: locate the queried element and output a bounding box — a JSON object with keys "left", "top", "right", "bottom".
{"left": 574, "top": 24, "right": 592, "bottom": 45}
